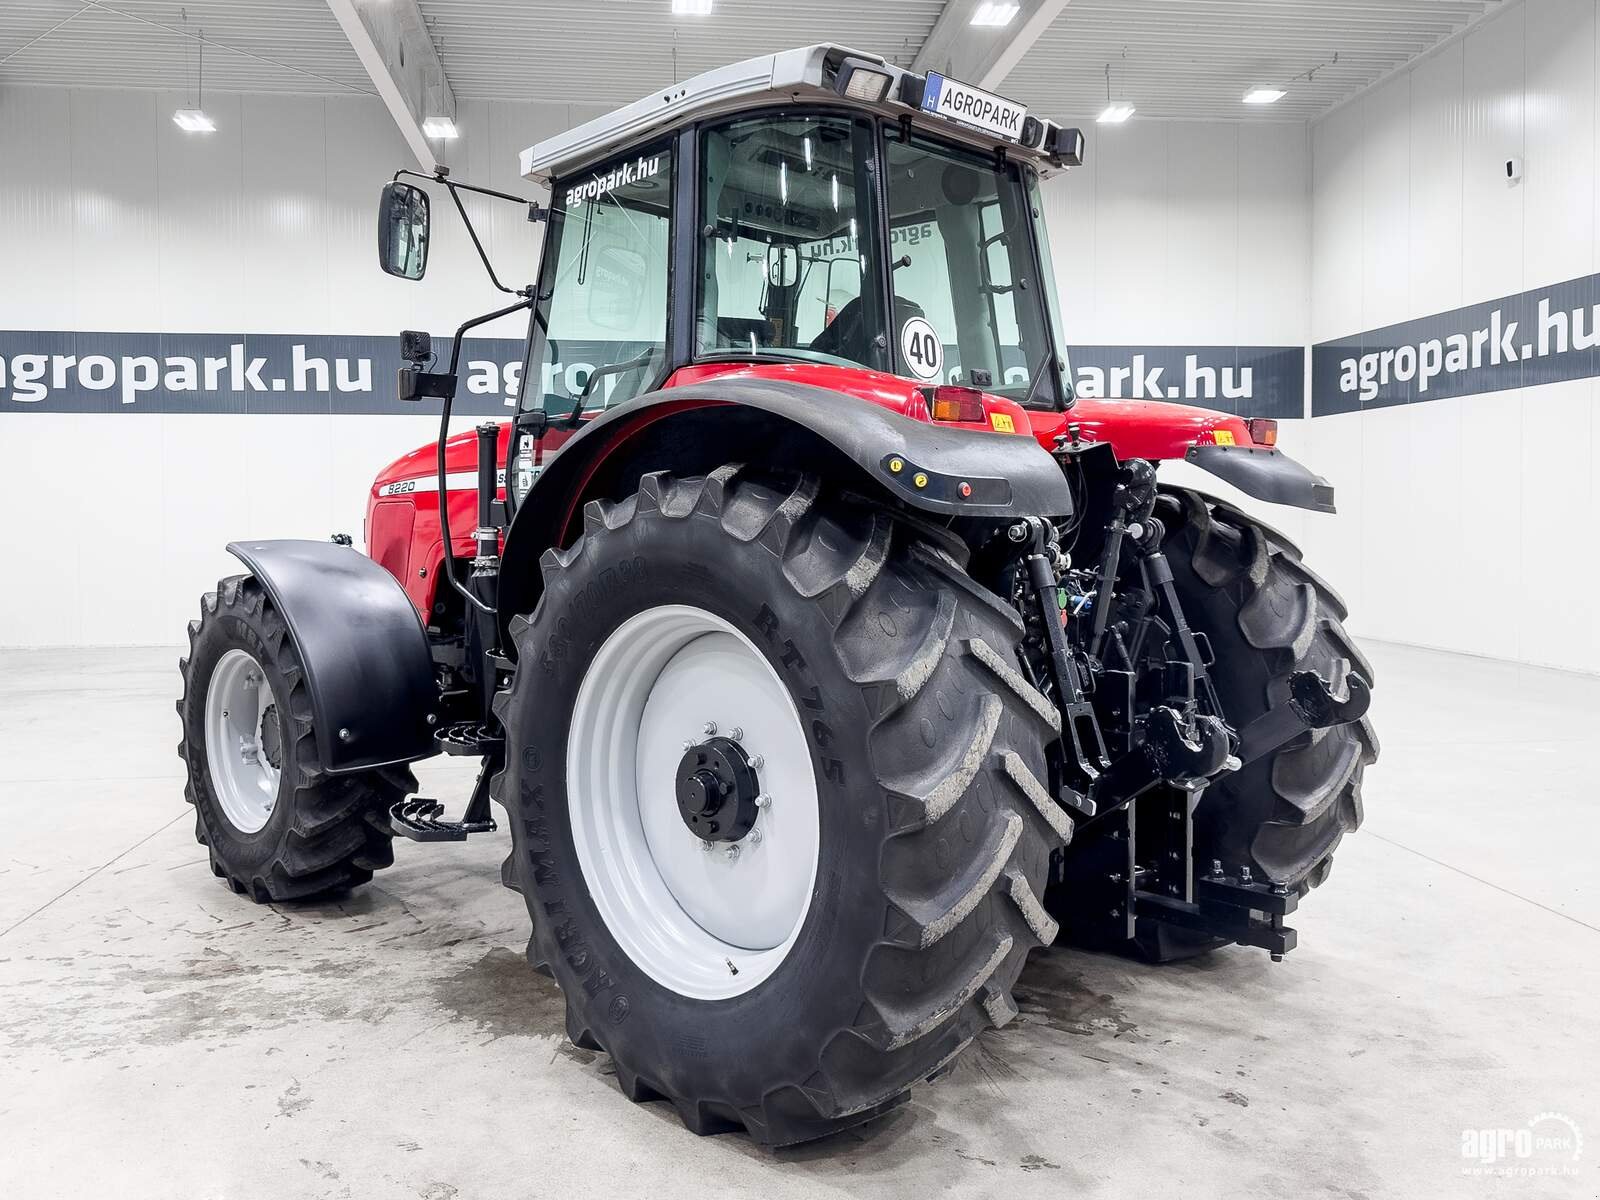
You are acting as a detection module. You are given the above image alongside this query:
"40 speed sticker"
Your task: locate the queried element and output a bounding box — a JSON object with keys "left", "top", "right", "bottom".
{"left": 900, "top": 317, "right": 944, "bottom": 382}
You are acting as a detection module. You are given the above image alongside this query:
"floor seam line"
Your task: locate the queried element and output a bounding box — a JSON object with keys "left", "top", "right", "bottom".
{"left": 0, "top": 809, "right": 189, "bottom": 941}
{"left": 1368, "top": 832, "right": 1600, "bottom": 935}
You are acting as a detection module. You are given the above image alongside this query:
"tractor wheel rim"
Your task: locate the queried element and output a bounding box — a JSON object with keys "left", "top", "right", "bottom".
{"left": 204, "top": 649, "right": 282, "bottom": 834}
{"left": 567, "top": 604, "right": 820, "bottom": 1000}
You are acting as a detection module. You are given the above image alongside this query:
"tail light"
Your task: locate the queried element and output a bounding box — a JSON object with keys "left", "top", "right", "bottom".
{"left": 1245, "top": 418, "right": 1278, "bottom": 446}
{"left": 923, "top": 386, "right": 985, "bottom": 424}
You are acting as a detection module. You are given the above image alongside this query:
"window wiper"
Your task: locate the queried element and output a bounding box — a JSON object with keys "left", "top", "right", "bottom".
{"left": 564, "top": 348, "right": 658, "bottom": 427}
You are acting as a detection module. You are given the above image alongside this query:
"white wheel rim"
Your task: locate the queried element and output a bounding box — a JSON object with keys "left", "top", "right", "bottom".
{"left": 567, "top": 605, "right": 821, "bottom": 1000}
{"left": 204, "top": 649, "right": 282, "bottom": 834}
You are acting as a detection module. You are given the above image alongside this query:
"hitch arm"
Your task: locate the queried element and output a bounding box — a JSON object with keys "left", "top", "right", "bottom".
{"left": 1235, "top": 667, "right": 1371, "bottom": 768}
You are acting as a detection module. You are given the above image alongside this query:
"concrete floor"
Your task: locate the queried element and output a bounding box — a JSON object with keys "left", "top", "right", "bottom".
{"left": 1, "top": 641, "right": 1595, "bottom": 1199}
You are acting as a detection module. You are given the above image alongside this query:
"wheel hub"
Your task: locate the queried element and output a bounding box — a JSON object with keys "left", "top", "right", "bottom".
{"left": 259, "top": 704, "right": 283, "bottom": 771}
{"left": 675, "top": 736, "right": 759, "bottom": 842}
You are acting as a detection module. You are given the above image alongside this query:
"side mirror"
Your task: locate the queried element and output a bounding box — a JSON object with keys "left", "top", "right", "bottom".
{"left": 766, "top": 243, "right": 799, "bottom": 288}
{"left": 378, "top": 181, "right": 430, "bottom": 280}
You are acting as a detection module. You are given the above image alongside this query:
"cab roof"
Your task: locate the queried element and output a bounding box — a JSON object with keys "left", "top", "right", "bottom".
{"left": 519, "top": 44, "right": 1083, "bottom": 188}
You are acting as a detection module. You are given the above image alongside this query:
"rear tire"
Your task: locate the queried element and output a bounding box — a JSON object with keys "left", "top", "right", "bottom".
{"left": 492, "top": 467, "right": 1073, "bottom": 1145}
{"left": 1158, "top": 488, "right": 1378, "bottom": 900}
{"left": 177, "top": 575, "right": 410, "bottom": 902}
{"left": 1052, "top": 489, "right": 1378, "bottom": 963}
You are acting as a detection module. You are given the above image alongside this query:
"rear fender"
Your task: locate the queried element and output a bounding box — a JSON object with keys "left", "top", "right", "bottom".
{"left": 226, "top": 539, "right": 439, "bottom": 773}
{"left": 497, "top": 377, "right": 1076, "bottom": 648}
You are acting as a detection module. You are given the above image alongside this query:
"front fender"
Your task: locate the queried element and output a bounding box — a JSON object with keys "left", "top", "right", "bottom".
{"left": 226, "top": 539, "right": 439, "bottom": 774}
{"left": 1183, "top": 445, "right": 1336, "bottom": 514}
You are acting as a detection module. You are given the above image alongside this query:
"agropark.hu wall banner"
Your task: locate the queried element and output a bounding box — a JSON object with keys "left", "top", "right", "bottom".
{"left": 13, "top": 268, "right": 1600, "bottom": 421}
{"left": 0, "top": 332, "right": 1303, "bottom": 418}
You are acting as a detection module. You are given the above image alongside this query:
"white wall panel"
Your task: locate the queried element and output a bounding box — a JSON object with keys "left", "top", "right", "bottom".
{"left": 1408, "top": 40, "right": 1466, "bottom": 318}
{"left": 1460, "top": 3, "right": 1527, "bottom": 305}
{"left": 1524, "top": 0, "right": 1595, "bottom": 286}
{"left": 1361, "top": 75, "right": 1415, "bottom": 331}
{"left": 1238, "top": 123, "right": 1311, "bottom": 347}
{"left": 0, "top": 87, "right": 75, "bottom": 331}
{"left": 1089, "top": 120, "right": 1169, "bottom": 343}
{"left": 1311, "top": 102, "right": 1365, "bottom": 342}
{"left": 68, "top": 89, "right": 161, "bottom": 333}
{"left": 1165, "top": 123, "right": 1238, "bottom": 344}
{"left": 1308, "top": 0, "right": 1600, "bottom": 674}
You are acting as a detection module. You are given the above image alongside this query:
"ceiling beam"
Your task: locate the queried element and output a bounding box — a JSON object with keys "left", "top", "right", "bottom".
{"left": 325, "top": 0, "right": 453, "bottom": 172}
{"left": 913, "top": 0, "right": 1071, "bottom": 92}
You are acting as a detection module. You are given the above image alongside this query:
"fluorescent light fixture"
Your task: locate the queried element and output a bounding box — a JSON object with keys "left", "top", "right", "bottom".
{"left": 671, "top": 0, "right": 713, "bottom": 13}
{"left": 970, "top": 1, "right": 1020, "bottom": 25}
{"left": 1097, "top": 103, "right": 1135, "bottom": 124}
{"left": 422, "top": 116, "right": 459, "bottom": 139}
{"left": 172, "top": 108, "right": 215, "bottom": 132}
{"left": 1244, "top": 87, "right": 1287, "bottom": 105}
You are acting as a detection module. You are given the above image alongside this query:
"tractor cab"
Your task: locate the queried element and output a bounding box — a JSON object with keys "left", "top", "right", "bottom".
{"left": 510, "top": 46, "right": 1081, "bottom": 436}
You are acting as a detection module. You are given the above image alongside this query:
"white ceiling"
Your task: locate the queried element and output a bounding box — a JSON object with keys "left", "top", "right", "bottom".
{"left": 1, "top": 0, "right": 1506, "bottom": 121}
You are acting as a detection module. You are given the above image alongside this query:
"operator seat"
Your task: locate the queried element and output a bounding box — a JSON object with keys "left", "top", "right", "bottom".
{"left": 808, "top": 295, "right": 926, "bottom": 365}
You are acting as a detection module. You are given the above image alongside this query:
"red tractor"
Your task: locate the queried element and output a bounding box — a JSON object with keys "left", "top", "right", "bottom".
{"left": 177, "top": 46, "right": 1376, "bottom": 1146}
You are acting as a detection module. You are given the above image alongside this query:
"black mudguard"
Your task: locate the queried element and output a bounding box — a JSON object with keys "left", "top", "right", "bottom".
{"left": 1183, "top": 444, "right": 1336, "bottom": 514}
{"left": 226, "top": 539, "right": 439, "bottom": 774}
{"left": 498, "top": 377, "right": 1078, "bottom": 649}
{"left": 529, "top": 377, "right": 1076, "bottom": 519}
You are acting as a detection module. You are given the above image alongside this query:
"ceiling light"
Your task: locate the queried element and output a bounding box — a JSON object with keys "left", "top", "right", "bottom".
{"left": 1097, "top": 103, "right": 1135, "bottom": 124}
{"left": 970, "top": 2, "right": 1020, "bottom": 25}
{"left": 172, "top": 108, "right": 216, "bottom": 133}
{"left": 1244, "top": 87, "right": 1287, "bottom": 104}
{"left": 422, "top": 117, "right": 459, "bottom": 139}
{"left": 671, "top": 0, "right": 714, "bottom": 14}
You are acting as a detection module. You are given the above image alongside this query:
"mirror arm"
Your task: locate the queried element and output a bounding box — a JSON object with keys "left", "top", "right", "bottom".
{"left": 392, "top": 167, "right": 530, "bottom": 297}
{"left": 434, "top": 295, "right": 537, "bottom": 617}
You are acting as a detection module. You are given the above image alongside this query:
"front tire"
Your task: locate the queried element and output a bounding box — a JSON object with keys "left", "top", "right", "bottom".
{"left": 492, "top": 467, "right": 1074, "bottom": 1146}
{"left": 177, "top": 576, "right": 411, "bottom": 902}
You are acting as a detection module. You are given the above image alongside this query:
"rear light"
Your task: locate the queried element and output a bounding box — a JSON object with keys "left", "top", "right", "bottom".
{"left": 1245, "top": 418, "right": 1278, "bottom": 446}
{"left": 924, "top": 386, "right": 985, "bottom": 424}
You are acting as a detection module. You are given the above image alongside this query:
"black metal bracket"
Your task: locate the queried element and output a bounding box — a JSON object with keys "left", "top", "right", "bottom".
{"left": 1091, "top": 707, "right": 1231, "bottom": 814}
{"left": 1236, "top": 667, "right": 1371, "bottom": 767}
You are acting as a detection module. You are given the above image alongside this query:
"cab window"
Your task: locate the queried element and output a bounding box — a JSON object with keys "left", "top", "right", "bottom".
{"left": 530, "top": 145, "right": 673, "bottom": 415}
{"left": 883, "top": 128, "right": 1061, "bottom": 405}
{"left": 697, "top": 113, "right": 886, "bottom": 369}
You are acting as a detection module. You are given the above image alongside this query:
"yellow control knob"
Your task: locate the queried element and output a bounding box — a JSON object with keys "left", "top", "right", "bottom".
{"left": 888, "top": 457, "right": 904, "bottom": 474}
{"left": 913, "top": 472, "right": 928, "bottom": 489}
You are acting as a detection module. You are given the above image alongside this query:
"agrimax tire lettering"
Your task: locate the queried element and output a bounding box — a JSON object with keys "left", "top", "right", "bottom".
{"left": 542, "top": 556, "right": 647, "bottom": 675}
{"left": 754, "top": 603, "right": 845, "bottom": 787}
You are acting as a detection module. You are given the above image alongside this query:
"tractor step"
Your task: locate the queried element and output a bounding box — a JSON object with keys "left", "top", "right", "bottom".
{"left": 434, "top": 721, "right": 504, "bottom": 756}
{"left": 389, "top": 797, "right": 497, "bottom": 842}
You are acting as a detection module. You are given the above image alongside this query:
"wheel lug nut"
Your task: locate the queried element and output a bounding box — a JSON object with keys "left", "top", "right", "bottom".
{"left": 756, "top": 793, "right": 772, "bottom": 809}
{"left": 749, "top": 828, "right": 762, "bottom": 846}
{"left": 749, "top": 754, "right": 765, "bottom": 770}
{"left": 730, "top": 726, "right": 744, "bottom": 741}
{"left": 700, "top": 839, "right": 713, "bottom": 852}
{"left": 682, "top": 739, "right": 694, "bottom": 752}
{"left": 725, "top": 843, "right": 740, "bottom": 861}
{"left": 703, "top": 721, "right": 718, "bottom": 736}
